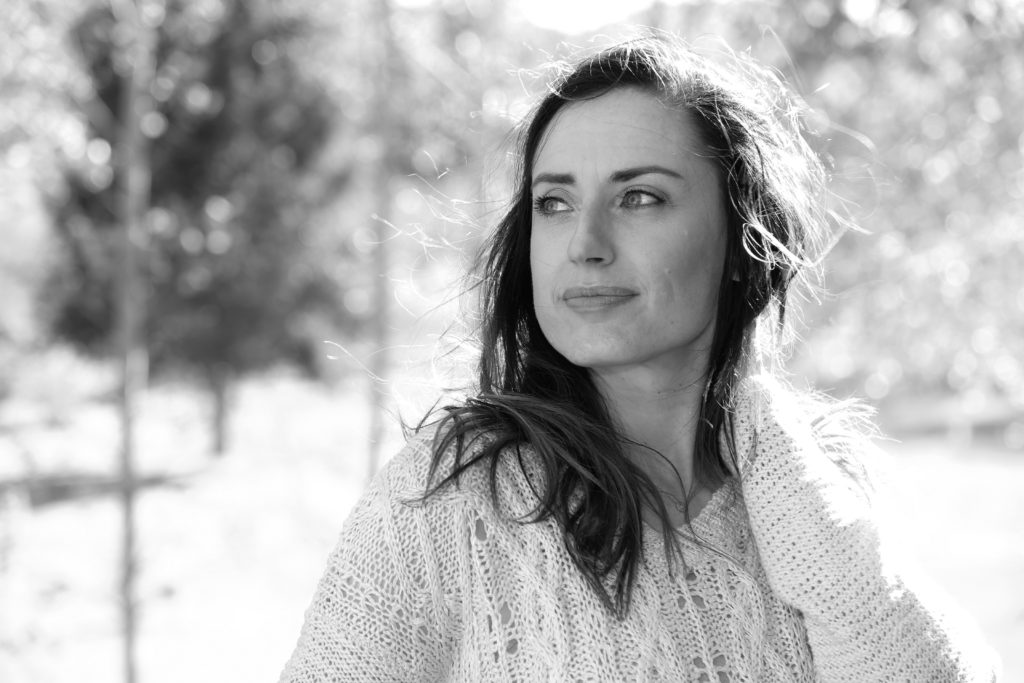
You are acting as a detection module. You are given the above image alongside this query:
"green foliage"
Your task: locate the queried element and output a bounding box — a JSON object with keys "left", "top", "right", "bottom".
{"left": 44, "top": 0, "right": 350, "bottom": 381}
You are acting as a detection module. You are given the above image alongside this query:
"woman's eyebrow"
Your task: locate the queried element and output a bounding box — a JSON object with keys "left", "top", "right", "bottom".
{"left": 531, "top": 166, "right": 684, "bottom": 189}
{"left": 531, "top": 172, "right": 575, "bottom": 189}
{"left": 610, "top": 165, "right": 684, "bottom": 182}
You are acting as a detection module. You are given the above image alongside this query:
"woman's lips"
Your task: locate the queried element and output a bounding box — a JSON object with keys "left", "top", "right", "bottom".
{"left": 562, "top": 286, "right": 638, "bottom": 311}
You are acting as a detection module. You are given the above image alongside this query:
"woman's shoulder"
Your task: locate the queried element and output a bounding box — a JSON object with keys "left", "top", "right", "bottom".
{"left": 378, "top": 415, "right": 534, "bottom": 516}
{"left": 736, "top": 373, "right": 878, "bottom": 439}
{"left": 375, "top": 421, "right": 443, "bottom": 496}
{"left": 733, "top": 372, "right": 882, "bottom": 487}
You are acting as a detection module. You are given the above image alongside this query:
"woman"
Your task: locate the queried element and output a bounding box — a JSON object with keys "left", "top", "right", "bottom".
{"left": 280, "top": 37, "right": 999, "bottom": 681}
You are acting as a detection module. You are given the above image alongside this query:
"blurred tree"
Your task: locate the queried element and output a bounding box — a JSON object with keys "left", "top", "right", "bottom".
{"left": 109, "top": 2, "right": 155, "bottom": 679}
{"left": 20, "top": 0, "right": 1023, "bottom": 445}
{"left": 0, "top": 1, "right": 83, "bottom": 414}
{"left": 44, "top": 0, "right": 352, "bottom": 452}
{"left": 648, "top": 0, "right": 1024, "bottom": 426}
{"left": 816, "top": 0, "right": 1024, "bottom": 415}
{"left": 292, "top": 0, "right": 560, "bottom": 477}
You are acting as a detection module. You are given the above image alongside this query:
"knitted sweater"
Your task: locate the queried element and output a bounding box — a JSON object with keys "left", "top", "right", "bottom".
{"left": 280, "top": 377, "right": 1000, "bottom": 682}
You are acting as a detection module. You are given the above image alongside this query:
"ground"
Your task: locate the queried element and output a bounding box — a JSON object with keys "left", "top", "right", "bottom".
{"left": 0, "top": 372, "right": 1020, "bottom": 682}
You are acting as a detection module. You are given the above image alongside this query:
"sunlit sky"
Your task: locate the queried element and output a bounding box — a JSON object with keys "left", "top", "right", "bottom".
{"left": 509, "top": 0, "right": 668, "bottom": 32}
{"left": 392, "top": 0, "right": 889, "bottom": 34}
{"left": 393, "top": 0, "right": 687, "bottom": 34}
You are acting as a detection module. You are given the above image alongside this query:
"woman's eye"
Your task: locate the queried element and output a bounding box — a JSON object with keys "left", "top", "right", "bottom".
{"left": 621, "top": 190, "right": 662, "bottom": 208}
{"left": 533, "top": 195, "right": 570, "bottom": 215}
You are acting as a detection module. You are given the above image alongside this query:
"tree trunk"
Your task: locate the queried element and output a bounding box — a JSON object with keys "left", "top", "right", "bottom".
{"left": 112, "top": 1, "right": 154, "bottom": 682}
{"left": 209, "top": 368, "right": 231, "bottom": 456}
{"left": 364, "top": 0, "right": 397, "bottom": 486}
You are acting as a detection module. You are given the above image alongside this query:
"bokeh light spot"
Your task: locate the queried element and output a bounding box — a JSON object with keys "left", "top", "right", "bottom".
{"left": 180, "top": 227, "right": 205, "bottom": 254}
{"left": 204, "top": 196, "right": 233, "bottom": 223}
{"left": 206, "top": 229, "right": 232, "bottom": 255}
{"left": 252, "top": 39, "right": 279, "bottom": 65}
{"left": 842, "top": 0, "right": 879, "bottom": 26}
{"left": 86, "top": 138, "right": 111, "bottom": 165}
{"left": 970, "top": 326, "right": 998, "bottom": 355}
{"left": 454, "top": 31, "right": 481, "bottom": 59}
{"left": 975, "top": 94, "right": 1003, "bottom": 123}
{"left": 141, "top": 111, "right": 168, "bottom": 138}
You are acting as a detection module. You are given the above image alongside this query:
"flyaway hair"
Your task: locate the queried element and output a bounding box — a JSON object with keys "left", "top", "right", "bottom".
{"left": 412, "top": 34, "right": 856, "bottom": 619}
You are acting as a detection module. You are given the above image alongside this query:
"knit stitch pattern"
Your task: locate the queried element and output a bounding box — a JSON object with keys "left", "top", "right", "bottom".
{"left": 280, "top": 378, "right": 1000, "bottom": 682}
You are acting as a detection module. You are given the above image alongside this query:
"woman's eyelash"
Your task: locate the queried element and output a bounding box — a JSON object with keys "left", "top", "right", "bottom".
{"left": 533, "top": 189, "right": 663, "bottom": 214}
{"left": 533, "top": 195, "right": 566, "bottom": 214}
{"left": 622, "top": 189, "right": 664, "bottom": 206}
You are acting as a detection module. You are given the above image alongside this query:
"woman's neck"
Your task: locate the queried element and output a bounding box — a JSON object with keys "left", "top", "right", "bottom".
{"left": 592, "top": 365, "right": 708, "bottom": 496}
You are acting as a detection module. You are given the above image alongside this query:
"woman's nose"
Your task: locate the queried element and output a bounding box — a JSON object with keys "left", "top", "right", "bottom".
{"left": 567, "top": 206, "right": 614, "bottom": 265}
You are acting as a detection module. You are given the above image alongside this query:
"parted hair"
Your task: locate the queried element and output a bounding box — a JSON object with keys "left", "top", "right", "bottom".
{"left": 416, "top": 34, "right": 840, "bottom": 618}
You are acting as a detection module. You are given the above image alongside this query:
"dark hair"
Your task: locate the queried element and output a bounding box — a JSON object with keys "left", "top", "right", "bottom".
{"left": 418, "top": 35, "right": 837, "bottom": 618}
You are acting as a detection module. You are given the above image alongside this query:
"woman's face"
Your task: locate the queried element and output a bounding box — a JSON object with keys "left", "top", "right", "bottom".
{"left": 529, "top": 87, "right": 727, "bottom": 384}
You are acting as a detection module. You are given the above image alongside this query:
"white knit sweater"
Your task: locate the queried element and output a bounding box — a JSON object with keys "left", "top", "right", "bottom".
{"left": 280, "top": 377, "right": 1000, "bottom": 682}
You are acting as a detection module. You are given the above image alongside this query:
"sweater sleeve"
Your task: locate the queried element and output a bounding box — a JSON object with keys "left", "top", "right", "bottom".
{"left": 732, "top": 375, "right": 1001, "bottom": 682}
{"left": 278, "top": 436, "right": 453, "bottom": 683}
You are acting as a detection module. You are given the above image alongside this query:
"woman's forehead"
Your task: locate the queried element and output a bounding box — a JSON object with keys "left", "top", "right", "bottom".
{"left": 532, "top": 88, "right": 708, "bottom": 175}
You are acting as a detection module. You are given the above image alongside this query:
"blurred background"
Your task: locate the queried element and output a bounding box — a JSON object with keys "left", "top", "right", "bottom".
{"left": 0, "top": 0, "right": 1021, "bottom": 681}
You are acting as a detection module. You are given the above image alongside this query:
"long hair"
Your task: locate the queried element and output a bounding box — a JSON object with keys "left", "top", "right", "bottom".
{"left": 417, "top": 35, "right": 840, "bottom": 618}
